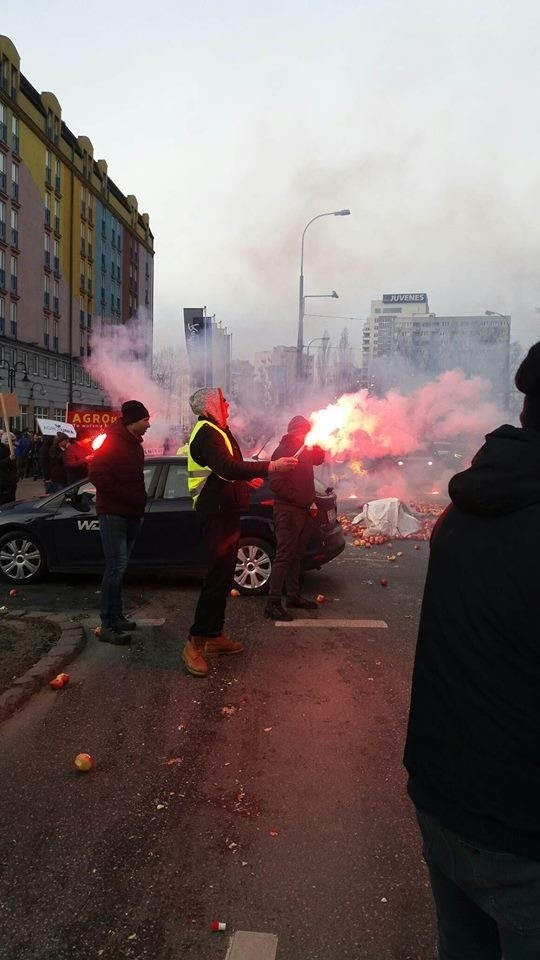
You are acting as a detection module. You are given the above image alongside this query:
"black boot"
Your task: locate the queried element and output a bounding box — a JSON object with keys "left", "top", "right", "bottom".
{"left": 287, "top": 596, "right": 318, "bottom": 610}
{"left": 264, "top": 600, "right": 293, "bottom": 622}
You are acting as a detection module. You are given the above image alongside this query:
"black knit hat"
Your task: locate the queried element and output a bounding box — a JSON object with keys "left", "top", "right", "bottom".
{"left": 121, "top": 400, "right": 150, "bottom": 425}
{"left": 287, "top": 415, "right": 310, "bottom": 434}
{"left": 515, "top": 342, "right": 540, "bottom": 430}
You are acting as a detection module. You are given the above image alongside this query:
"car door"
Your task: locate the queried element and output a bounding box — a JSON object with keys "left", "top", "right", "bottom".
{"left": 139, "top": 460, "right": 204, "bottom": 568}
{"left": 47, "top": 480, "right": 103, "bottom": 568}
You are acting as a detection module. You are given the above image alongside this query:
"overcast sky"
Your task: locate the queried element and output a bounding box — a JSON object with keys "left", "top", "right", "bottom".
{"left": 4, "top": 0, "right": 540, "bottom": 362}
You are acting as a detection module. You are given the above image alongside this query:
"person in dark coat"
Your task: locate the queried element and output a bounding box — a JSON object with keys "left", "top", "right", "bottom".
{"left": 64, "top": 434, "right": 92, "bottom": 484}
{"left": 48, "top": 432, "right": 70, "bottom": 492}
{"left": 40, "top": 436, "right": 54, "bottom": 492}
{"left": 0, "top": 432, "right": 17, "bottom": 504}
{"left": 183, "top": 387, "right": 297, "bottom": 677}
{"left": 88, "top": 400, "right": 150, "bottom": 646}
{"left": 264, "top": 415, "right": 325, "bottom": 621}
{"left": 403, "top": 339, "right": 540, "bottom": 958}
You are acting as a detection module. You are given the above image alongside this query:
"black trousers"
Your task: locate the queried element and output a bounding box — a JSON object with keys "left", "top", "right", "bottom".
{"left": 268, "top": 502, "right": 312, "bottom": 600}
{"left": 190, "top": 511, "right": 241, "bottom": 637}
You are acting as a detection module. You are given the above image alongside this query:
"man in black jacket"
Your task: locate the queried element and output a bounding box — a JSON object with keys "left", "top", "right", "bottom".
{"left": 404, "top": 341, "right": 540, "bottom": 958}
{"left": 264, "top": 415, "right": 325, "bottom": 621}
{"left": 89, "top": 400, "right": 150, "bottom": 646}
{"left": 183, "top": 387, "right": 297, "bottom": 677}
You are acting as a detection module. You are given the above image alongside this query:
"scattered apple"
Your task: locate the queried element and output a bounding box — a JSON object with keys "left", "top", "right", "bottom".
{"left": 316, "top": 594, "right": 326, "bottom": 603}
{"left": 49, "top": 676, "right": 64, "bottom": 689}
{"left": 74, "top": 753, "right": 93, "bottom": 772}
{"left": 380, "top": 578, "right": 388, "bottom": 587}
{"left": 57, "top": 673, "right": 70, "bottom": 685}
{"left": 230, "top": 588, "right": 240, "bottom": 597}
{"left": 8, "top": 588, "right": 18, "bottom": 597}
{"left": 94, "top": 625, "right": 102, "bottom": 637}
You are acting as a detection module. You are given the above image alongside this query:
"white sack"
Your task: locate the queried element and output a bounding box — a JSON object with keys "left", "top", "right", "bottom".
{"left": 352, "top": 497, "right": 420, "bottom": 537}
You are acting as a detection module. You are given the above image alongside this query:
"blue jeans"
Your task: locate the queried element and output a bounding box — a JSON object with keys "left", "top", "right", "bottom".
{"left": 416, "top": 806, "right": 540, "bottom": 959}
{"left": 98, "top": 515, "right": 142, "bottom": 628}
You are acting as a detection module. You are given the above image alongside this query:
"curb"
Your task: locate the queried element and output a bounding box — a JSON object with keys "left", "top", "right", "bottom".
{"left": 0, "top": 612, "right": 87, "bottom": 725}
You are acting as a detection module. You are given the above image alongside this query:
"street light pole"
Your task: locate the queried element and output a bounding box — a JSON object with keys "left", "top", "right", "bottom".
{"left": 297, "top": 209, "right": 350, "bottom": 379}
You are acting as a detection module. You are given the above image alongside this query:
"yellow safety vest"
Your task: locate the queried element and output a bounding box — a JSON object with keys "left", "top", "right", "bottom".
{"left": 187, "top": 419, "right": 234, "bottom": 507}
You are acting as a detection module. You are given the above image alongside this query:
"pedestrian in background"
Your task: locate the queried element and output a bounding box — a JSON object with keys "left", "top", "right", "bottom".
{"left": 88, "top": 400, "right": 150, "bottom": 645}
{"left": 0, "top": 432, "right": 17, "bottom": 504}
{"left": 48, "top": 432, "right": 69, "bottom": 493}
{"left": 264, "top": 415, "right": 325, "bottom": 621}
{"left": 404, "top": 339, "right": 540, "bottom": 959}
{"left": 28, "top": 432, "right": 43, "bottom": 480}
{"left": 40, "top": 436, "right": 54, "bottom": 493}
{"left": 183, "top": 387, "right": 297, "bottom": 677}
{"left": 65, "top": 431, "right": 92, "bottom": 484}
{"left": 13, "top": 430, "right": 30, "bottom": 483}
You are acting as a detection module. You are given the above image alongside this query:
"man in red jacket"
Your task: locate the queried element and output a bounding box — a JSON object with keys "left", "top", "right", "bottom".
{"left": 89, "top": 400, "right": 150, "bottom": 645}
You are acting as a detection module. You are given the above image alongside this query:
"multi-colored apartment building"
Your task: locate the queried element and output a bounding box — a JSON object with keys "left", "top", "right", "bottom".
{"left": 0, "top": 35, "right": 154, "bottom": 429}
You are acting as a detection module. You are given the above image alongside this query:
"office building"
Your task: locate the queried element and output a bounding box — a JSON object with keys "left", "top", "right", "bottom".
{"left": 0, "top": 36, "right": 154, "bottom": 429}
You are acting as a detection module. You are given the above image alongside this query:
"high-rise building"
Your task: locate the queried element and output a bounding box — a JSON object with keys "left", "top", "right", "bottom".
{"left": 0, "top": 36, "right": 154, "bottom": 430}
{"left": 361, "top": 293, "right": 510, "bottom": 406}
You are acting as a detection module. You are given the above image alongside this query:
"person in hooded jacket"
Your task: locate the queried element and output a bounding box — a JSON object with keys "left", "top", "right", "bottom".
{"left": 0, "top": 432, "right": 17, "bottom": 504}
{"left": 264, "top": 415, "right": 325, "bottom": 621}
{"left": 403, "top": 340, "right": 540, "bottom": 959}
{"left": 183, "top": 387, "right": 297, "bottom": 677}
{"left": 88, "top": 400, "right": 150, "bottom": 646}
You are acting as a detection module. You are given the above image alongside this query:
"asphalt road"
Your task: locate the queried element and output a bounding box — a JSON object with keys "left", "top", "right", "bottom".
{"left": 0, "top": 539, "right": 436, "bottom": 960}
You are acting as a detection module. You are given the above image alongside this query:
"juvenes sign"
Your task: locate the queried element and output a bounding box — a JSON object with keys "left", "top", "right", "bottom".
{"left": 382, "top": 293, "right": 428, "bottom": 304}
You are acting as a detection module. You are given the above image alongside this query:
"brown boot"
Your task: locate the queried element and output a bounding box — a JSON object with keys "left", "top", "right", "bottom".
{"left": 204, "top": 634, "right": 245, "bottom": 656}
{"left": 182, "top": 636, "right": 209, "bottom": 677}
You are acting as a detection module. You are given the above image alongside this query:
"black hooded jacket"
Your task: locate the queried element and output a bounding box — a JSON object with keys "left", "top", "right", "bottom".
{"left": 404, "top": 424, "right": 540, "bottom": 859}
{"left": 268, "top": 433, "right": 324, "bottom": 509}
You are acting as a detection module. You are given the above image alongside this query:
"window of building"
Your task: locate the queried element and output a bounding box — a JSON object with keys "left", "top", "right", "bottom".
{"left": 11, "top": 162, "right": 18, "bottom": 202}
{"left": 51, "top": 358, "right": 58, "bottom": 380}
{"left": 10, "top": 209, "right": 18, "bottom": 248}
{"left": 0, "top": 296, "right": 4, "bottom": 334}
{"left": 0, "top": 249, "right": 4, "bottom": 289}
{"left": 32, "top": 354, "right": 38, "bottom": 375}
{"left": 54, "top": 157, "right": 60, "bottom": 193}
{"left": 53, "top": 279, "right": 59, "bottom": 314}
{"left": 0, "top": 56, "right": 7, "bottom": 93}
{"left": 45, "top": 148, "right": 51, "bottom": 184}
{"left": 10, "top": 254, "right": 17, "bottom": 294}
{"left": 44, "top": 191, "right": 51, "bottom": 226}
{"left": 12, "top": 404, "right": 28, "bottom": 433}
{"left": 54, "top": 198, "right": 60, "bottom": 233}
{"left": 44, "top": 231, "right": 50, "bottom": 267}
{"left": 80, "top": 222, "right": 85, "bottom": 255}
{"left": 0, "top": 151, "right": 6, "bottom": 193}
{"left": 53, "top": 319, "right": 59, "bottom": 353}
{"left": 60, "top": 361, "right": 67, "bottom": 380}
{"left": 34, "top": 405, "right": 48, "bottom": 420}
{"left": 41, "top": 358, "right": 49, "bottom": 377}
{"left": 11, "top": 116, "right": 19, "bottom": 154}
{"left": 53, "top": 407, "right": 64, "bottom": 421}
{"left": 53, "top": 238, "right": 59, "bottom": 273}
{"left": 0, "top": 104, "right": 6, "bottom": 142}
{"left": 43, "top": 274, "right": 50, "bottom": 308}
{"left": 0, "top": 199, "right": 5, "bottom": 240}
{"left": 9, "top": 300, "right": 16, "bottom": 337}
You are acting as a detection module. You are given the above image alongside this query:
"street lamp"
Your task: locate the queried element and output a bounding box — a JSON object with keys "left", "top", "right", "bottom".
{"left": 485, "top": 310, "right": 511, "bottom": 408}
{"left": 297, "top": 209, "right": 350, "bottom": 378}
{"left": 0, "top": 359, "right": 29, "bottom": 392}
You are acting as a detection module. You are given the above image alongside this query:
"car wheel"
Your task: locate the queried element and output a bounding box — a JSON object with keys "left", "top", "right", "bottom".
{"left": 0, "top": 531, "right": 47, "bottom": 583}
{"left": 235, "top": 537, "right": 274, "bottom": 595}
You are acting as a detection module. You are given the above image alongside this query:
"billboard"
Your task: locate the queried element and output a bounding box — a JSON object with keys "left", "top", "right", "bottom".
{"left": 66, "top": 404, "right": 120, "bottom": 442}
{"left": 382, "top": 293, "right": 428, "bottom": 304}
{"left": 183, "top": 308, "right": 212, "bottom": 387}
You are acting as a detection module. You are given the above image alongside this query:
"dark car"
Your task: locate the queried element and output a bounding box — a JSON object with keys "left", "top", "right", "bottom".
{"left": 0, "top": 456, "right": 345, "bottom": 594}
